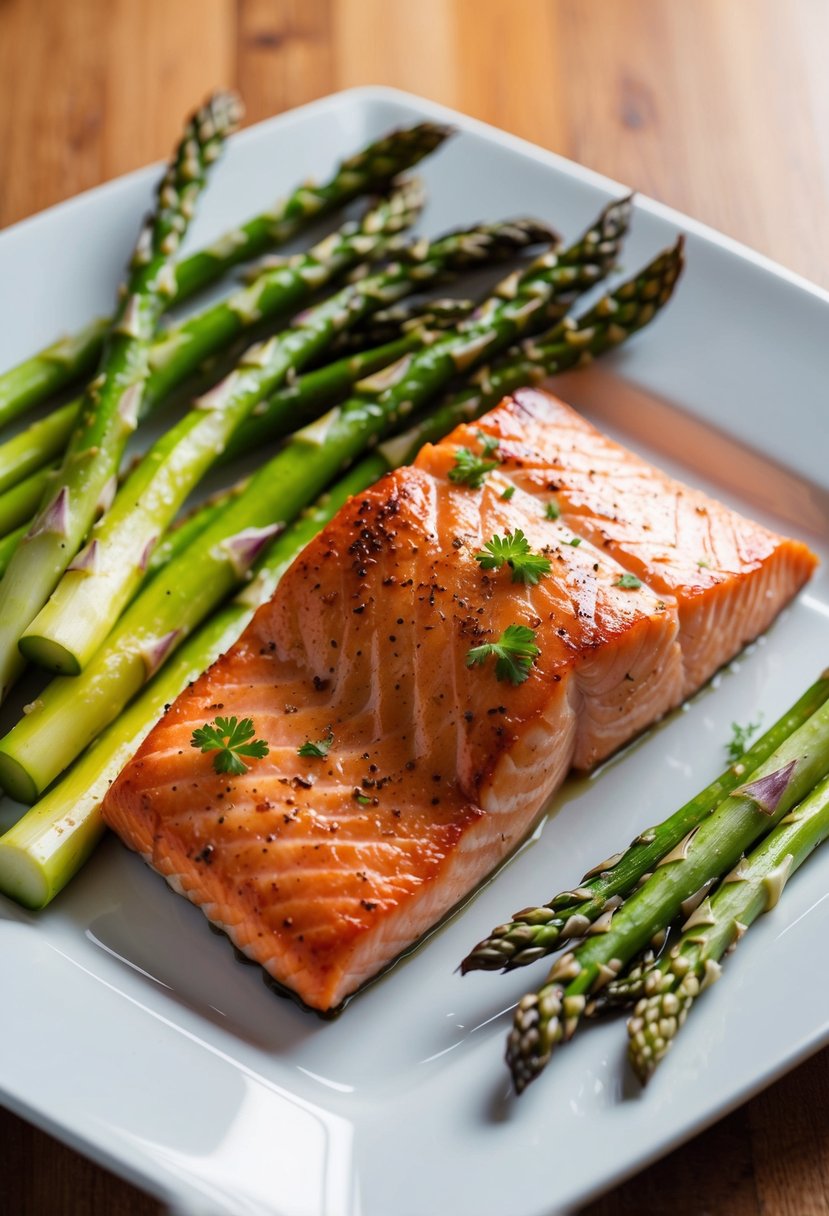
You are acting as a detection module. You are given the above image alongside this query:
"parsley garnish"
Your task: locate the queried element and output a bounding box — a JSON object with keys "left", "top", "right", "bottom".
{"left": 191, "top": 716, "right": 269, "bottom": 776}
{"left": 726, "top": 718, "right": 762, "bottom": 764}
{"left": 298, "top": 730, "right": 334, "bottom": 759}
{"left": 615, "top": 573, "right": 642, "bottom": 589}
{"left": 477, "top": 429, "right": 499, "bottom": 457}
{"left": 466, "top": 623, "right": 540, "bottom": 685}
{"left": 448, "top": 447, "right": 500, "bottom": 489}
{"left": 501, "top": 485, "right": 515, "bottom": 501}
{"left": 545, "top": 500, "right": 560, "bottom": 520}
{"left": 566, "top": 536, "right": 582, "bottom": 547}
{"left": 474, "top": 529, "right": 552, "bottom": 586}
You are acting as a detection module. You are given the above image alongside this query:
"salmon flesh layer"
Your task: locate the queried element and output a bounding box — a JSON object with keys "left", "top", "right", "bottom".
{"left": 102, "top": 389, "right": 817, "bottom": 1011}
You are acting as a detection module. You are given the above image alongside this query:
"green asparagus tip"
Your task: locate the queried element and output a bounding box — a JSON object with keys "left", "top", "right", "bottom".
{"left": 627, "top": 964, "right": 704, "bottom": 1083}
{"left": 506, "top": 983, "right": 566, "bottom": 1094}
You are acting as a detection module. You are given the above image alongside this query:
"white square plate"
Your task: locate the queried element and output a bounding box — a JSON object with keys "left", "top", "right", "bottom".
{"left": 1, "top": 87, "right": 827, "bottom": 1216}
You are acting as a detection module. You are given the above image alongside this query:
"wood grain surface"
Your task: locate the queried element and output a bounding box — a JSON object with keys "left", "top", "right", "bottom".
{"left": 1, "top": 1, "right": 828, "bottom": 1214}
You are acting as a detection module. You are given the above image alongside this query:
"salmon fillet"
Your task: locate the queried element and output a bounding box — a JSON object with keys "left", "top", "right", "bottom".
{"left": 102, "top": 390, "right": 817, "bottom": 1011}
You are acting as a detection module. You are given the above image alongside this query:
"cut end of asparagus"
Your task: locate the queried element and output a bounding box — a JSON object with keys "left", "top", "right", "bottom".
{"left": 18, "top": 631, "right": 83, "bottom": 676}
{"left": 0, "top": 750, "right": 40, "bottom": 807}
{"left": 0, "top": 790, "right": 108, "bottom": 909}
{"left": 0, "top": 841, "right": 50, "bottom": 910}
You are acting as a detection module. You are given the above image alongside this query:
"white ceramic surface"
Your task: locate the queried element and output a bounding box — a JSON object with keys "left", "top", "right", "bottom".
{"left": 1, "top": 86, "right": 828, "bottom": 1216}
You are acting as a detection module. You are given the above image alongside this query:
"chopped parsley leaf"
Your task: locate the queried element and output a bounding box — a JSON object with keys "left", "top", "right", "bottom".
{"left": 501, "top": 485, "right": 515, "bottom": 501}
{"left": 448, "top": 447, "right": 500, "bottom": 489}
{"left": 615, "top": 573, "right": 642, "bottom": 589}
{"left": 545, "top": 500, "right": 561, "bottom": 520}
{"left": 298, "top": 730, "right": 334, "bottom": 759}
{"left": 191, "top": 716, "right": 269, "bottom": 776}
{"left": 466, "top": 623, "right": 540, "bottom": 686}
{"left": 474, "top": 528, "right": 552, "bottom": 586}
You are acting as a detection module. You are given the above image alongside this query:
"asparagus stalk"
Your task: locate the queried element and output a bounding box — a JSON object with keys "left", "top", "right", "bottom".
{"left": 0, "top": 122, "right": 451, "bottom": 431}
{"left": 0, "top": 334, "right": 427, "bottom": 583}
{"left": 0, "top": 526, "right": 26, "bottom": 579}
{"left": 0, "top": 455, "right": 389, "bottom": 910}
{"left": 380, "top": 238, "right": 682, "bottom": 468}
{"left": 0, "top": 404, "right": 78, "bottom": 496}
{"left": 506, "top": 696, "right": 829, "bottom": 1093}
{"left": 0, "top": 465, "right": 56, "bottom": 537}
{"left": 0, "top": 199, "right": 629, "bottom": 803}
{"left": 19, "top": 184, "right": 424, "bottom": 674}
{"left": 0, "top": 319, "right": 109, "bottom": 432}
{"left": 628, "top": 771, "right": 829, "bottom": 1082}
{"left": 221, "top": 333, "right": 424, "bottom": 463}
{"left": 0, "top": 93, "right": 242, "bottom": 702}
{"left": 463, "top": 665, "right": 829, "bottom": 973}
{"left": 144, "top": 333, "right": 429, "bottom": 576}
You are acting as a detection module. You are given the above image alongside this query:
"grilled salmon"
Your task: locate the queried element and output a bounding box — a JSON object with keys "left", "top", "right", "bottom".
{"left": 102, "top": 390, "right": 817, "bottom": 1011}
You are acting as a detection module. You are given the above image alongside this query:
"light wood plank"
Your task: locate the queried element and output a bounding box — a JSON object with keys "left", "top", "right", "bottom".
{"left": 0, "top": 0, "right": 235, "bottom": 227}
{"left": 235, "top": 0, "right": 335, "bottom": 125}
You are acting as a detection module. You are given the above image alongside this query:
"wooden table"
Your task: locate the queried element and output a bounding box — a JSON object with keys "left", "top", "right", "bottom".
{"left": 1, "top": 2, "right": 828, "bottom": 1213}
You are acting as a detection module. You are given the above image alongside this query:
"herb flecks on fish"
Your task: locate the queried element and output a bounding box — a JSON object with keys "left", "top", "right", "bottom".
{"left": 615, "top": 573, "right": 643, "bottom": 589}
{"left": 298, "top": 730, "right": 335, "bottom": 759}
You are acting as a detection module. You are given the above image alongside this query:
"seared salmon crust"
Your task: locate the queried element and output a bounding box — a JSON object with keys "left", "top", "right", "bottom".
{"left": 103, "top": 390, "right": 817, "bottom": 1011}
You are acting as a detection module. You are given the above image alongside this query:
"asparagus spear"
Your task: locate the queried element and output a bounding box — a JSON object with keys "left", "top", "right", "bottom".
{"left": 0, "top": 122, "right": 451, "bottom": 431}
{"left": 0, "top": 454, "right": 389, "bottom": 910}
{"left": 506, "top": 697, "right": 829, "bottom": 1092}
{"left": 0, "top": 332, "right": 428, "bottom": 582}
{"left": 463, "top": 666, "right": 829, "bottom": 973}
{"left": 0, "top": 191, "right": 413, "bottom": 503}
{"left": 0, "top": 526, "right": 26, "bottom": 579}
{"left": 21, "top": 207, "right": 550, "bottom": 675}
{"left": 19, "top": 183, "right": 424, "bottom": 674}
{"left": 144, "top": 332, "right": 430, "bottom": 577}
{"left": 221, "top": 332, "right": 425, "bottom": 464}
{"left": 0, "top": 198, "right": 629, "bottom": 803}
{"left": 380, "top": 238, "right": 682, "bottom": 468}
{"left": 0, "top": 403, "right": 77, "bottom": 495}
{"left": 0, "top": 319, "right": 109, "bottom": 432}
{"left": 0, "top": 465, "right": 56, "bottom": 537}
{"left": 0, "top": 93, "right": 242, "bottom": 702}
{"left": 628, "top": 771, "right": 829, "bottom": 1082}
